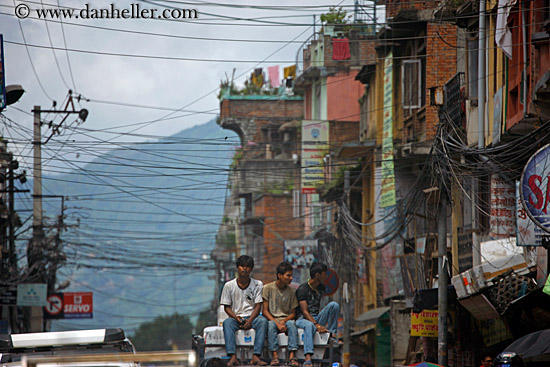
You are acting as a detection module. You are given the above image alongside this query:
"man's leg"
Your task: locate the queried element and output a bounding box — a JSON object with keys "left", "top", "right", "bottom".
{"left": 223, "top": 318, "right": 240, "bottom": 357}
{"left": 296, "top": 318, "right": 315, "bottom": 356}
{"left": 315, "top": 301, "right": 339, "bottom": 334}
{"left": 251, "top": 315, "right": 268, "bottom": 357}
{"left": 285, "top": 320, "right": 299, "bottom": 362}
{"left": 267, "top": 320, "right": 280, "bottom": 359}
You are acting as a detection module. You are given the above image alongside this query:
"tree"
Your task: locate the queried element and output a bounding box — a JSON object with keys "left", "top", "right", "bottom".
{"left": 196, "top": 308, "right": 217, "bottom": 334}
{"left": 320, "top": 7, "right": 352, "bottom": 25}
{"left": 131, "top": 313, "right": 194, "bottom": 351}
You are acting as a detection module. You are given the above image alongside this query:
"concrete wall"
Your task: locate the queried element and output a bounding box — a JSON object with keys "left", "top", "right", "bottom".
{"left": 327, "top": 73, "right": 364, "bottom": 122}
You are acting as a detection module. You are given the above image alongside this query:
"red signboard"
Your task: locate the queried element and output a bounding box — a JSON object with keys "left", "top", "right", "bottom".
{"left": 63, "top": 292, "right": 93, "bottom": 319}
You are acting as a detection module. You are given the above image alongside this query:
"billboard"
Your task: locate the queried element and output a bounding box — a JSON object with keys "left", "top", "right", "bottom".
{"left": 516, "top": 181, "right": 544, "bottom": 246}
{"left": 520, "top": 144, "right": 550, "bottom": 233}
{"left": 284, "top": 239, "right": 318, "bottom": 268}
{"left": 301, "top": 120, "right": 329, "bottom": 194}
{"left": 381, "top": 52, "right": 396, "bottom": 208}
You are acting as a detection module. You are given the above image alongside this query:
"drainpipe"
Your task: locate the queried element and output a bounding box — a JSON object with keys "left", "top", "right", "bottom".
{"left": 521, "top": 0, "right": 528, "bottom": 116}
{"left": 438, "top": 194, "right": 448, "bottom": 367}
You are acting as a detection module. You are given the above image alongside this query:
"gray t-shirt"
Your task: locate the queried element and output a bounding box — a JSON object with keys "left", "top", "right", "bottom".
{"left": 220, "top": 278, "right": 263, "bottom": 317}
{"left": 262, "top": 281, "right": 298, "bottom": 320}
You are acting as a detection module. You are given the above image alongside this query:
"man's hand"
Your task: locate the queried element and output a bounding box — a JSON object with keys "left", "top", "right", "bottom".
{"left": 241, "top": 318, "right": 253, "bottom": 330}
{"left": 315, "top": 324, "right": 328, "bottom": 333}
{"left": 276, "top": 320, "right": 287, "bottom": 333}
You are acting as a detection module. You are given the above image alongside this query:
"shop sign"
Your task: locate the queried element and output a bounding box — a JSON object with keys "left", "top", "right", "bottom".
{"left": 520, "top": 144, "right": 550, "bottom": 233}
{"left": 489, "top": 175, "right": 516, "bottom": 238}
{"left": 301, "top": 120, "right": 328, "bottom": 194}
{"left": 0, "top": 285, "right": 17, "bottom": 305}
{"left": 381, "top": 52, "right": 396, "bottom": 208}
{"left": 516, "top": 181, "right": 544, "bottom": 246}
{"left": 17, "top": 283, "right": 47, "bottom": 306}
{"left": 63, "top": 292, "right": 93, "bottom": 319}
{"left": 411, "top": 309, "right": 438, "bottom": 337}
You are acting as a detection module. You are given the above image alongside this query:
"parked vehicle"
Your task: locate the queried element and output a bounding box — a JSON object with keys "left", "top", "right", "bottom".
{"left": 0, "top": 328, "right": 137, "bottom": 367}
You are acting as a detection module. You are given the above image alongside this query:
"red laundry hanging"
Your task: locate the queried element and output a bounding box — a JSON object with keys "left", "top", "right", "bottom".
{"left": 332, "top": 38, "right": 350, "bottom": 60}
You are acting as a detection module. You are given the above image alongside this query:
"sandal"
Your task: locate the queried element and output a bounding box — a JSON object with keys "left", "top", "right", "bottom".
{"left": 270, "top": 358, "right": 281, "bottom": 366}
{"left": 289, "top": 358, "right": 300, "bottom": 367}
{"left": 251, "top": 360, "right": 269, "bottom": 366}
{"left": 227, "top": 360, "right": 241, "bottom": 367}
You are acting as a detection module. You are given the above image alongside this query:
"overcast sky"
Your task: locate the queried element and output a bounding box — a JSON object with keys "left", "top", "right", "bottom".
{"left": 0, "top": 0, "right": 372, "bottom": 159}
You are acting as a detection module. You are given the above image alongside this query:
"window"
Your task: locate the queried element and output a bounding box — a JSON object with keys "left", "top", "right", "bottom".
{"left": 467, "top": 36, "right": 479, "bottom": 99}
{"left": 239, "top": 194, "right": 252, "bottom": 221}
{"left": 314, "top": 81, "right": 321, "bottom": 119}
{"left": 402, "top": 59, "right": 422, "bottom": 109}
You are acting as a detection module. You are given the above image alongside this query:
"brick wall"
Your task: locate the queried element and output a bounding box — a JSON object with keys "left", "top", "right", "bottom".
{"left": 425, "top": 23, "right": 457, "bottom": 140}
{"left": 220, "top": 99, "right": 303, "bottom": 120}
{"left": 330, "top": 121, "right": 359, "bottom": 146}
{"left": 323, "top": 34, "right": 377, "bottom": 69}
{"left": 253, "top": 195, "right": 303, "bottom": 283}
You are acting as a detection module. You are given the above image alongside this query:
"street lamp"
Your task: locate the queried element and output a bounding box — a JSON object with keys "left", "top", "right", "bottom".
{"left": 0, "top": 84, "right": 25, "bottom": 112}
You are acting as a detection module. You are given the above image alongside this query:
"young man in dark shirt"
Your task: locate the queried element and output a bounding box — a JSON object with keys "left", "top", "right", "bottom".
{"left": 295, "top": 262, "right": 339, "bottom": 366}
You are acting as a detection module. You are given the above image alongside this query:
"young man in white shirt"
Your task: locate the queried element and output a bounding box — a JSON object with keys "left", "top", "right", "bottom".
{"left": 221, "top": 255, "right": 268, "bottom": 367}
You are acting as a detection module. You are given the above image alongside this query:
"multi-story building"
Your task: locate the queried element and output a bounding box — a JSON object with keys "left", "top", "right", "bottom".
{"left": 213, "top": 84, "right": 304, "bottom": 286}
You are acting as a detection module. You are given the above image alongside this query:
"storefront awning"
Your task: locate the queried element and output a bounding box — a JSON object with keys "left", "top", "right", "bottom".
{"left": 336, "top": 140, "right": 376, "bottom": 159}
{"left": 355, "top": 306, "right": 390, "bottom": 327}
{"left": 350, "top": 326, "right": 375, "bottom": 338}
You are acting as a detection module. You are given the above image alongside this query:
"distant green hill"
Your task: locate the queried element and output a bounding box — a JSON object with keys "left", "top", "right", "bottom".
{"left": 17, "top": 119, "right": 236, "bottom": 332}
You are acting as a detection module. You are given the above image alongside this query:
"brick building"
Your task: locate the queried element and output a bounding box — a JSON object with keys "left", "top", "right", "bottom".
{"left": 214, "top": 90, "right": 304, "bottom": 286}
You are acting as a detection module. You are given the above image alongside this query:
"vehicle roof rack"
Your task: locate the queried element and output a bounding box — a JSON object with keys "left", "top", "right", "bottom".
{"left": 0, "top": 329, "right": 126, "bottom": 351}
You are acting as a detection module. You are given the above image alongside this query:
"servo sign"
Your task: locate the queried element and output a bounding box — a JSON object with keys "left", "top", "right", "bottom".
{"left": 63, "top": 292, "right": 93, "bottom": 319}
{"left": 520, "top": 144, "right": 550, "bottom": 233}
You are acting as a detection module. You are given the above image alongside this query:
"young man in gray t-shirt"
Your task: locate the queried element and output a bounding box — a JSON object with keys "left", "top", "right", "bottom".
{"left": 262, "top": 262, "right": 299, "bottom": 367}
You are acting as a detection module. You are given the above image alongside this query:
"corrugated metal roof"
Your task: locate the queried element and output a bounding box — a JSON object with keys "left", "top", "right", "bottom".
{"left": 355, "top": 306, "right": 390, "bottom": 323}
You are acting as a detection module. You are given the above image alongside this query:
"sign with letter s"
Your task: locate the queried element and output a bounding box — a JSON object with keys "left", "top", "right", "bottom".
{"left": 521, "top": 144, "right": 550, "bottom": 233}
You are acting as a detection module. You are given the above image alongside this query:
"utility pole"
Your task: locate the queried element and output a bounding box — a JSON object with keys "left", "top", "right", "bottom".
{"left": 8, "top": 158, "right": 15, "bottom": 271}
{"left": 437, "top": 193, "right": 448, "bottom": 366}
{"left": 342, "top": 170, "right": 351, "bottom": 367}
{"left": 27, "top": 98, "right": 87, "bottom": 332}
{"left": 28, "top": 105, "right": 44, "bottom": 332}
{"left": 473, "top": 0, "right": 487, "bottom": 268}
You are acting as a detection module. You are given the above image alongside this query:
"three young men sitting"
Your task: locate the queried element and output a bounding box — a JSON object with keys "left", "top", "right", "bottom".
{"left": 220, "top": 256, "right": 339, "bottom": 366}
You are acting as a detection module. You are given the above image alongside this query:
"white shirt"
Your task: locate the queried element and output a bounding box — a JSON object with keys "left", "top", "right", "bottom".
{"left": 220, "top": 278, "right": 263, "bottom": 317}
